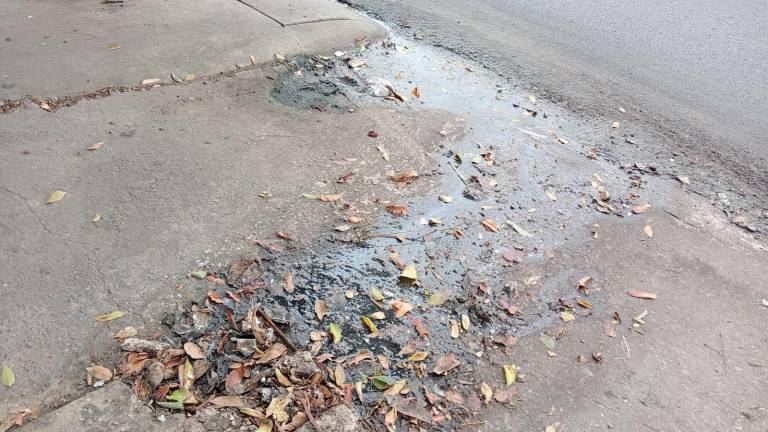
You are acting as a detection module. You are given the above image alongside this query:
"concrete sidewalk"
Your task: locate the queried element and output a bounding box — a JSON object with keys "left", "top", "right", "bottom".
{"left": 0, "top": 0, "right": 384, "bottom": 100}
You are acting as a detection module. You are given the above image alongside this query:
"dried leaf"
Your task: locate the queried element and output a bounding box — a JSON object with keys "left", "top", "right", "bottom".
{"left": 390, "top": 300, "right": 414, "bottom": 317}
{"left": 438, "top": 195, "right": 453, "bottom": 203}
{"left": 611, "top": 121, "right": 620, "bottom": 128}
{"left": 113, "top": 326, "right": 137, "bottom": 340}
{"left": 577, "top": 276, "right": 593, "bottom": 292}
{"left": 632, "top": 203, "right": 652, "bottom": 214}
{"left": 413, "top": 319, "right": 429, "bottom": 338}
{"left": 274, "top": 368, "right": 293, "bottom": 387}
{"left": 282, "top": 272, "right": 295, "bottom": 293}
{"left": 314, "top": 299, "right": 327, "bottom": 321}
{"left": 560, "top": 311, "right": 575, "bottom": 322}
{"left": 86, "top": 365, "right": 113, "bottom": 382}
{"left": 644, "top": 225, "right": 653, "bottom": 238}
{"left": 95, "top": 311, "right": 126, "bottom": 321}
{"left": 181, "top": 359, "right": 195, "bottom": 390}
{"left": 383, "top": 379, "right": 407, "bottom": 396}
{"left": 627, "top": 290, "right": 657, "bottom": 300}
{"left": 334, "top": 365, "right": 346, "bottom": 386}
{"left": 400, "top": 264, "right": 417, "bottom": 281}
{"left": 142, "top": 78, "right": 161, "bottom": 86}
{"left": 398, "top": 341, "right": 417, "bottom": 356}
{"left": 255, "top": 419, "right": 273, "bottom": 432}
{"left": 183, "top": 342, "right": 205, "bottom": 360}
{"left": 329, "top": 323, "right": 342, "bottom": 343}
{"left": 266, "top": 397, "right": 290, "bottom": 422}
{"left": 386, "top": 205, "right": 408, "bottom": 216}
{"left": 361, "top": 316, "right": 378, "bottom": 334}
{"left": 412, "top": 86, "right": 420, "bottom": 98}
{"left": 207, "top": 291, "right": 224, "bottom": 304}
{"left": 576, "top": 299, "right": 593, "bottom": 309}
{"left": 461, "top": 313, "right": 470, "bottom": 330}
{"left": 427, "top": 292, "right": 447, "bottom": 306}
{"left": 370, "top": 287, "right": 385, "bottom": 301}
{"left": 105, "top": 43, "right": 122, "bottom": 50}
{"left": 334, "top": 225, "right": 351, "bottom": 232}
{"left": 87, "top": 141, "right": 104, "bottom": 151}
{"left": 509, "top": 221, "right": 532, "bottom": 236}
{"left": 479, "top": 382, "right": 492, "bottom": 404}
{"left": 480, "top": 219, "right": 499, "bottom": 232}
{"left": 390, "top": 170, "right": 418, "bottom": 183}
{"left": 46, "top": 190, "right": 66, "bottom": 204}
{"left": 254, "top": 343, "right": 287, "bottom": 364}
{"left": 354, "top": 381, "right": 364, "bottom": 401}
{"left": 384, "top": 405, "right": 398, "bottom": 426}
{"left": 211, "top": 395, "right": 244, "bottom": 407}
{"left": 370, "top": 311, "right": 386, "bottom": 320}
{"left": 503, "top": 365, "right": 517, "bottom": 386}
{"left": 408, "top": 352, "right": 428, "bottom": 362}
{"left": 190, "top": 270, "right": 207, "bottom": 279}
{"left": 677, "top": 176, "right": 690, "bottom": 185}
{"left": 318, "top": 194, "right": 342, "bottom": 202}
{"left": 449, "top": 320, "right": 460, "bottom": 338}
{"left": 432, "top": 353, "right": 460, "bottom": 375}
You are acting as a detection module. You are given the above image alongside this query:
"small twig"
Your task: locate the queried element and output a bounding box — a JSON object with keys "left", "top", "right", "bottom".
{"left": 621, "top": 335, "right": 631, "bottom": 359}
{"left": 448, "top": 163, "right": 469, "bottom": 185}
{"left": 302, "top": 395, "right": 323, "bottom": 432}
{"left": 255, "top": 308, "right": 298, "bottom": 352}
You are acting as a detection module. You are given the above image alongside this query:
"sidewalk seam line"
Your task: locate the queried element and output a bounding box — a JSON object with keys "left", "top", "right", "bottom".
{"left": 232, "top": 0, "right": 286, "bottom": 27}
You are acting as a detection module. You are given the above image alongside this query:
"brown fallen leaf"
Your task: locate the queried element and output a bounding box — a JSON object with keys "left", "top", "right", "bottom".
{"left": 207, "top": 291, "right": 224, "bottom": 304}
{"left": 282, "top": 272, "right": 295, "bottom": 293}
{"left": 390, "top": 170, "right": 418, "bottom": 184}
{"left": 449, "top": 320, "right": 460, "bottom": 338}
{"left": 391, "top": 299, "right": 414, "bottom": 317}
{"left": 411, "top": 86, "right": 420, "bottom": 98}
{"left": 384, "top": 405, "right": 398, "bottom": 426}
{"left": 398, "top": 340, "right": 417, "bottom": 356}
{"left": 86, "top": 365, "right": 112, "bottom": 382}
{"left": 480, "top": 219, "right": 499, "bottom": 233}
{"left": 632, "top": 203, "right": 652, "bottom": 214}
{"left": 577, "top": 276, "right": 593, "bottom": 293}
{"left": 386, "top": 205, "right": 408, "bottom": 216}
{"left": 432, "top": 353, "right": 460, "bottom": 375}
{"left": 334, "top": 365, "right": 346, "bottom": 386}
{"left": 627, "top": 290, "right": 657, "bottom": 300}
{"left": 314, "top": 299, "right": 327, "bottom": 321}
{"left": 413, "top": 319, "right": 429, "bottom": 338}
{"left": 337, "top": 172, "right": 355, "bottom": 183}
{"left": 183, "top": 342, "right": 205, "bottom": 360}
{"left": 479, "top": 382, "right": 492, "bottom": 404}
{"left": 225, "top": 366, "right": 245, "bottom": 393}
{"left": 254, "top": 343, "right": 287, "bottom": 364}
{"left": 318, "top": 194, "right": 342, "bottom": 202}
{"left": 275, "top": 230, "right": 292, "bottom": 240}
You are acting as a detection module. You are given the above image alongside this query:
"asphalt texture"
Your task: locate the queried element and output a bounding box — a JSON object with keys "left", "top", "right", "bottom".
{"left": 343, "top": 0, "right": 768, "bottom": 208}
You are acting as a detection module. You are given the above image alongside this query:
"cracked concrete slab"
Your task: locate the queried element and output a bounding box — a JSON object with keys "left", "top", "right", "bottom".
{"left": 0, "top": 0, "right": 383, "bottom": 100}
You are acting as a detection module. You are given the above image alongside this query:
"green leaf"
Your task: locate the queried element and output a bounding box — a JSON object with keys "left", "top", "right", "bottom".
{"left": 302, "top": 193, "right": 318, "bottom": 200}
{"left": 166, "top": 388, "right": 187, "bottom": 402}
{"left": 361, "top": 316, "right": 378, "bottom": 334}
{"left": 156, "top": 401, "right": 185, "bottom": 410}
{"left": 370, "top": 287, "right": 385, "bottom": 301}
{"left": 2, "top": 365, "right": 15, "bottom": 388}
{"left": 370, "top": 375, "right": 396, "bottom": 390}
{"left": 329, "top": 323, "right": 342, "bottom": 344}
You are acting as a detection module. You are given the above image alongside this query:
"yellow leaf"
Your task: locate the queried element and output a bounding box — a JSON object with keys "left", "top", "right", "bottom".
{"left": 408, "top": 351, "right": 428, "bottom": 362}
{"left": 560, "top": 311, "right": 575, "bottom": 322}
{"left": 576, "top": 299, "right": 593, "bottom": 309}
{"left": 329, "top": 323, "right": 342, "bottom": 343}
{"left": 2, "top": 365, "right": 15, "bottom": 387}
{"left": 370, "top": 287, "right": 385, "bottom": 301}
{"left": 274, "top": 368, "right": 293, "bottom": 387}
{"left": 427, "top": 292, "right": 447, "bottom": 306}
{"left": 46, "top": 190, "right": 66, "bottom": 204}
{"left": 503, "top": 364, "right": 517, "bottom": 386}
{"left": 400, "top": 264, "right": 417, "bottom": 281}
{"left": 182, "top": 359, "right": 195, "bottom": 390}
{"left": 361, "top": 316, "right": 378, "bottom": 334}
{"left": 95, "top": 310, "right": 126, "bottom": 321}
{"left": 383, "top": 379, "right": 407, "bottom": 396}
{"left": 354, "top": 381, "right": 364, "bottom": 401}
{"left": 334, "top": 365, "right": 346, "bottom": 385}
{"left": 255, "top": 420, "right": 274, "bottom": 432}
{"left": 461, "top": 313, "right": 470, "bottom": 330}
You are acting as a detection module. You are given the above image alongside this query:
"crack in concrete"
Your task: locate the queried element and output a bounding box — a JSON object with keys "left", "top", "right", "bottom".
{"left": 0, "top": 185, "right": 54, "bottom": 236}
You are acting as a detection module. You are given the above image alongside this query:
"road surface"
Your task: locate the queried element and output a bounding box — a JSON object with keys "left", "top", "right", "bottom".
{"left": 345, "top": 0, "right": 768, "bottom": 204}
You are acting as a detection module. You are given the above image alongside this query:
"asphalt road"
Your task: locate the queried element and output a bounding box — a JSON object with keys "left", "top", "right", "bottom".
{"left": 345, "top": 0, "right": 768, "bottom": 201}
